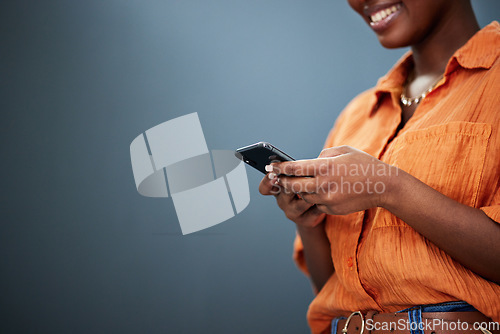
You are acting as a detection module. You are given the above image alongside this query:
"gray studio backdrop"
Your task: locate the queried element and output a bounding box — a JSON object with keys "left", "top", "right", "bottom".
{"left": 1, "top": 1, "right": 498, "bottom": 333}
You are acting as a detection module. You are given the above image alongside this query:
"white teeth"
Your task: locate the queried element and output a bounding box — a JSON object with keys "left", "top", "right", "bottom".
{"left": 370, "top": 3, "right": 401, "bottom": 24}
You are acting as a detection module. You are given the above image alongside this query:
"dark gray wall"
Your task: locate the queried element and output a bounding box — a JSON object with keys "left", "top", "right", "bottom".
{"left": 1, "top": 1, "right": 498, "bottom": 333}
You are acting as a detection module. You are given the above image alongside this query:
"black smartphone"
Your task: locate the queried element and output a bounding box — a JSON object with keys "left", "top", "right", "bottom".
{"left": 235, "top": 142, "right": 295, "bottom": 174}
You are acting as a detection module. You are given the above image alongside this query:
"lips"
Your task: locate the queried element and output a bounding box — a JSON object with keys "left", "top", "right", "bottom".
{"left": 363, "top": 2, "right": 403, "bottom": 32}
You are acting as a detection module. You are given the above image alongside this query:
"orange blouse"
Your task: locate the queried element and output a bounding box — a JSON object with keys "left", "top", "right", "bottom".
{"left": 293, "top": 22, "right": 500, "bottom": 334}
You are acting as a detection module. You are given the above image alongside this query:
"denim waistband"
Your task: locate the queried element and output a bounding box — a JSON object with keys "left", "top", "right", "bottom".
{"left": 331, "top": 301, "right": 477, "bottom": 334}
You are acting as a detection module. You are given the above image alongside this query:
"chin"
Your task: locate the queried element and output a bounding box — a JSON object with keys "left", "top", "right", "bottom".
{"left": 377, "top": 38, "right": 407, "bottom": 49}
{"left": 375, "top": 31, "right": 413, "bottom": 49}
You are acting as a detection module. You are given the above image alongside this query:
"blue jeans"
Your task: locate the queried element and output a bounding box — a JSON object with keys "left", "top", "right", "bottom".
{"left": 331, "top": 301, "right": 476, "bottom": 334}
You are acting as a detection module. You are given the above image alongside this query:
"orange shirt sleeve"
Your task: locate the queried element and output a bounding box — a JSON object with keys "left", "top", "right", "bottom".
{"left": 480, "top": 188, "right": 500, "bottom": 223}
{"left": 292, "top": 233, "right": 309, "bottom": 277}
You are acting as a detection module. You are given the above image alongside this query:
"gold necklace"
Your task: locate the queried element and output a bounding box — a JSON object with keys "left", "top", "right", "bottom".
{"left": 400, "top": 74, "right": 443, "bottom": 107}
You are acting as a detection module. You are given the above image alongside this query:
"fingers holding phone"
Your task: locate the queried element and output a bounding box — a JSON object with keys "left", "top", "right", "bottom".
{"left": 259, "top": 169, "right": 325, "bottom": 228}
{"left": 240, "top": 142, "right": 325, "bottom": 228}
{"left": 258, "top": 170, "right": 278, "bottom": 193}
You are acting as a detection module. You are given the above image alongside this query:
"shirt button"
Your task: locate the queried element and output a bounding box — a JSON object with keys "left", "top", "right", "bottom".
{"left": 347, "top": 256, "right": 354, "bottom": 268}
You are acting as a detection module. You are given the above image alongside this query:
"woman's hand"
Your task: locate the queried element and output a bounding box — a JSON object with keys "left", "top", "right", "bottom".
{"left": 259, "top": 173, "right": 326, "bottom": 228}
{"left": 269, "top": 146, "right": 399, "bottom": 215}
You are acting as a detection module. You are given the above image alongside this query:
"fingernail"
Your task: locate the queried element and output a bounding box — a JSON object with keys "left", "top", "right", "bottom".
{"left": 265, "top": 165, "right": 273, "bottom": 172}
{"left": 268, "top": 172, "right": 276, "bottom": 180}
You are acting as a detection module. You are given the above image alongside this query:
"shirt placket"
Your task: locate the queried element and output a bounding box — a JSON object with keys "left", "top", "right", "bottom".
{"left": 348, "top": 89, "right": 406, "bottom": 309}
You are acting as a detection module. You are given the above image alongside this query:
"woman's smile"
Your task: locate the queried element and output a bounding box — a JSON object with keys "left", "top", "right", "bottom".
{"left": 365, "top": 2, "right": 403, "bottom": 32}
